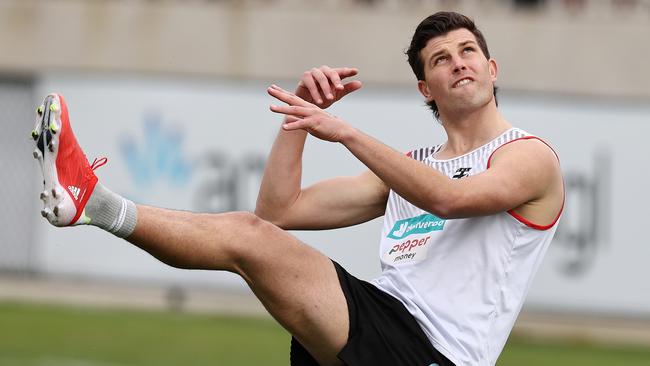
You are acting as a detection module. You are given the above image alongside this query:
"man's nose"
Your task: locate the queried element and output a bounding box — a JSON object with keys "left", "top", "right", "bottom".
{"left": 452, "top": 55, "right": 467, "bottom": 73}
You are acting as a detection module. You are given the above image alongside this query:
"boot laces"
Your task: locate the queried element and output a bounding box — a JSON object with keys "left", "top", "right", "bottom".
{"left": 90, "top": 157, "right": 108, "bottom": 171}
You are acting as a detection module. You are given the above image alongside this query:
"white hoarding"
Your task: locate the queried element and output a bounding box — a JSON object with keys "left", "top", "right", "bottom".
{"left": 35, "top": 73, "right": 650, "bottom": 316}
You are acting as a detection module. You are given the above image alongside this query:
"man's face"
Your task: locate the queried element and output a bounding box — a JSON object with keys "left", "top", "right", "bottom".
{"left": 417, "top": 28, "right": 497, "bottom": 118}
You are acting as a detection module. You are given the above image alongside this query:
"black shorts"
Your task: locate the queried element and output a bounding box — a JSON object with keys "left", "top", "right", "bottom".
{"left": 290, "top": 261, "right": 455, "bottom": 366}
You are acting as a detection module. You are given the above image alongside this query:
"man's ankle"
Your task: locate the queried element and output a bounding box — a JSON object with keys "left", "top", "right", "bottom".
{"left": 85, "top": 183, "right": 137, "bottom": 238}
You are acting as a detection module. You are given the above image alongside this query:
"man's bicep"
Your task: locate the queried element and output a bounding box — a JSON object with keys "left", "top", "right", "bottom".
{"left": 278, "top": 170, "right": 388, "bottom": 230}
{"left": 447, "top": 140, "right": 558, "bottom": 218}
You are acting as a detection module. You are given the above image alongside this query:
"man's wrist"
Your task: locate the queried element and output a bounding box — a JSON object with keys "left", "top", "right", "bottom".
{"left": 339, "top": 125, "right": 361, "bottom": 146}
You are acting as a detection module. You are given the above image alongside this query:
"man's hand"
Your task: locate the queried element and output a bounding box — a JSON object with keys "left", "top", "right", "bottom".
{"left": 268, "top": 84, "right": 355, "bottom": 143}
{"left": 256, "top": 66, "right": 385, "bottom": 231}
{"left": 294, "top": 66, "right": 362, "bottom": 109}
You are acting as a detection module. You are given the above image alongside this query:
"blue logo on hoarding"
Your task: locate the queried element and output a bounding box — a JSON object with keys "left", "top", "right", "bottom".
{"left": 120, "top": 113, "right": 194, "bottom": 188}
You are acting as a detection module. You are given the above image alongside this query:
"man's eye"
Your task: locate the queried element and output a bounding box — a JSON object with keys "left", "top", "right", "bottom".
{"left": 463, "top": 47, "right": 474, "bottom": 53}
{"left": 434, "top": 57, "right": 447, "bottom": 65}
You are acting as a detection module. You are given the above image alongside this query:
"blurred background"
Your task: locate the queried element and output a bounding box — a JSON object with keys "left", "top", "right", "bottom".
{"left": 1, "top": 0, "right": 649, "bottom": 365}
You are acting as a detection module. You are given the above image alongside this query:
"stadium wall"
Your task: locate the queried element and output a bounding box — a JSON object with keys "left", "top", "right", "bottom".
{"left": 2, "top": 0, "right": 649, "bottom": 321}
{"left": 0, "top": 0, "right": 649, "bottom": 99}
{"left": 16, "top": 71, "right": 650, "bottom": 318}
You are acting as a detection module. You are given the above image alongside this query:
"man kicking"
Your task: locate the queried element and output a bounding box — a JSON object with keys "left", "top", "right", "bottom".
{"left": 31, "top": 11, "right": 563, "bottom": 366}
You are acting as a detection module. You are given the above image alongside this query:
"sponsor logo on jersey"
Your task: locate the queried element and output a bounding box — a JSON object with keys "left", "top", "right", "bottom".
{"left": 452, "top": 167, "right": 472, "bottom": 179}
{"left": 387, "top": 213, "right": 446, "bottom": 239}
{"left": 385, "top": 235, "right": 432, "bottom": 263}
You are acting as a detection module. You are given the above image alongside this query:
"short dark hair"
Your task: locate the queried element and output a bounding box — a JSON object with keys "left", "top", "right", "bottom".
{"left": 406, "top": 12, "right": 497, "bottom": 118}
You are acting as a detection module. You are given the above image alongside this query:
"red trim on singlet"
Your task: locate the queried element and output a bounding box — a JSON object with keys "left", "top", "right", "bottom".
{"left": 486, "top": 136, "right": 565, "bottom": 231}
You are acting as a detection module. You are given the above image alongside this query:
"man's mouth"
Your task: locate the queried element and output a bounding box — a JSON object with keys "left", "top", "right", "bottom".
{"left": 453, "top": 78, "right": 473, "bottom": 88}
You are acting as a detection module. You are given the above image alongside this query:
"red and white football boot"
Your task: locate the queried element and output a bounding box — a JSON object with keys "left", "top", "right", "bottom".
{"left": 31, "top": 93, "right": 106, "bottom": 226}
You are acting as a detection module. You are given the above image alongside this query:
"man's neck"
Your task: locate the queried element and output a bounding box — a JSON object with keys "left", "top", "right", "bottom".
{"left": 435, "top": 103, "right": 511, "bottom": 160}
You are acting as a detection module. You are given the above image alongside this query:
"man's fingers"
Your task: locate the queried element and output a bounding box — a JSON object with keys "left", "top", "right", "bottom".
{"left": 282, "top": 118, "right": 311, "bottom": 132}
{"left": 339, "top": 80, "right": 363, "bottom": 98}
{"left": 311, "top": 67, "right": 334, "bottom": 101}
{"left": 322, "top": 66, "right": 344, "bottom": 91}
{"left": 300, "top": 73, "right": 323, "bottom": 105}
{"left": 294, "top": 66, "right": 360, "bottom": 106}
{"left": 284, "top": 115, "right": 301, "bottom": 123}
{"left": 268, "top": 85, "right": 314, "bottom": 107}
{"left": 269, "top": 104, "right": 313, "bottom": 117}
{"left": 333, "top": 67, "right": 359, "bottom": 81}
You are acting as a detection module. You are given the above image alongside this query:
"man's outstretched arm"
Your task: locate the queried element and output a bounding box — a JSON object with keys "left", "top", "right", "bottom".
{"left": 255, "top": 66, "right": 389, "bottom": 230}
{"left": 268, "top": 86, "right": 564, "bottom": 224}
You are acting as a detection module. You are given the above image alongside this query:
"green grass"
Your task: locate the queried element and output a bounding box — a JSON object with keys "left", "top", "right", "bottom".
{"left": 1, "top": 301, "right": 649, "bottom": 365}
{"left": 500, "top": 336, "right": 650, "bottom": 366}
{"left": 0, "top": 302, "right": 289, "bottom": 366}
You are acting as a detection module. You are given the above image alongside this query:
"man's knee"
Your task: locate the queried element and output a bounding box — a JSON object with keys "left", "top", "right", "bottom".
{"left": 228, "top": 211, "right": 278, "bottom": 236}
{"left": 220, "top": 211, "right": 284, "bottom": 265}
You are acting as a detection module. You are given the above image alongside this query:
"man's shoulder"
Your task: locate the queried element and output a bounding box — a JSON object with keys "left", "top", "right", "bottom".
{"left": 490, "top": 136, "right": 560, "bottom": 172}
{"left": 489, "top": 127, "right": 559, "bottom": 163}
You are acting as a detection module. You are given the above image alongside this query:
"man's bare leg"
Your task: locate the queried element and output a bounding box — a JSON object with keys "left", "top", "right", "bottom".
{"left": 32, "top": 94, "right": 348, "bottom": 365}
{"left": 130, "top": 206, "right": 349, "bottom": 365}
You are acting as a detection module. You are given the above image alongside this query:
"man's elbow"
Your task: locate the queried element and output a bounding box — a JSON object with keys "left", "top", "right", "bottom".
{"left": 427, "top": 205, "right": 454, "bottom": 220}
{"left": 254, "top": 207, "right": 290, "bottom": 229}
{"left": 424, "top": 193, "right": 464, "bottom": 220}
{"left": 254, "top": 204, "right": 278, "bottom": 224}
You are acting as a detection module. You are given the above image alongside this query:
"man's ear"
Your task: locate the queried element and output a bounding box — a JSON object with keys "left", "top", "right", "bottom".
{"left": 417, "top": 80, "right": 434, "bottom": 102}
{"left": 489, "top": 58, "right": 498, "bottom": 83}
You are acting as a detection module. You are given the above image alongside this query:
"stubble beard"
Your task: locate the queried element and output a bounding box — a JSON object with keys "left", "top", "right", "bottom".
{"left": 439, "top": 82, "right": 494, "bottom": 120}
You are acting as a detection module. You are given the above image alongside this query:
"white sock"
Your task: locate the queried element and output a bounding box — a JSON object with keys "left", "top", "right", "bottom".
{"left": 84, "top": 183, "right": 137, "bottom": 238}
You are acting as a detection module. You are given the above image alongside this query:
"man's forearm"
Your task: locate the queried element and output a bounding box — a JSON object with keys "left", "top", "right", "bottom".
{"left": 340, "top": 128, "right": 454, "bottom": 217}
{"left": 266, "top": 83, "right": 453, "bottom": 217}
{"left": 258, "top": 67, "right": 362, "bottom": 222}
{"left": 255, "top": 121, "right": 308, "bottom": 221}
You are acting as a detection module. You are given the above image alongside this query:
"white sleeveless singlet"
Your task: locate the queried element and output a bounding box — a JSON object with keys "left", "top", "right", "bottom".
{"left": 371, "top": 127, "right": 562, "bottom": 366}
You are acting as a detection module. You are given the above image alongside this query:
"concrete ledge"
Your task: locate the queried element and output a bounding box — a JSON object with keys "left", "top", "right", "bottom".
{"left": 2, "top": 273, "right": 650, "bottom": 346}
{"left": 0, "top": 273, "right": 268, "bottom": 317}
{"left": 514, "top": 310, "right": 650, "bottom": 347}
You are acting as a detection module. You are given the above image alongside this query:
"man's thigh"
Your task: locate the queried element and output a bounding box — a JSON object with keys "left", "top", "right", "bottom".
{"left": 233, "top": 216, "right": 348, "bottom": 366}
{"left": 129, "top": 209, "right": 348, "bottom": 365}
